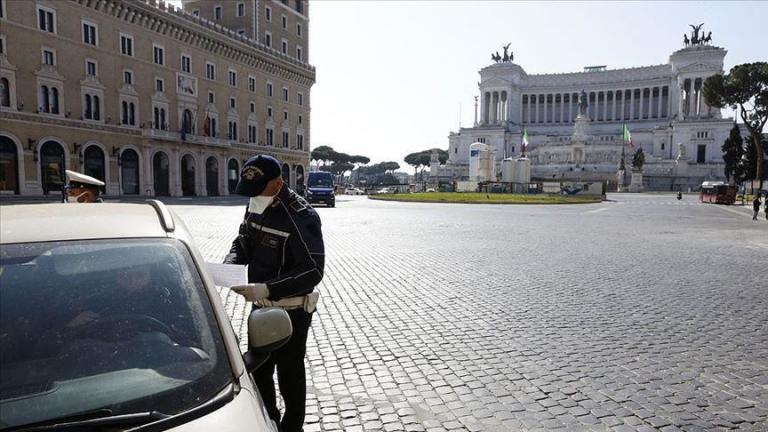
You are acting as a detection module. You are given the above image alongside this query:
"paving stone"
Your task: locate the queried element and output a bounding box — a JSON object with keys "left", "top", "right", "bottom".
{"left": 170, "top": 195, "right": 768, "bottom": 432}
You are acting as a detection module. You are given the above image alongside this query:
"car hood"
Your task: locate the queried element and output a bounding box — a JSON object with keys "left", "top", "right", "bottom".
{"left": 167, "top": 386, "right": 275, "bottom": 432}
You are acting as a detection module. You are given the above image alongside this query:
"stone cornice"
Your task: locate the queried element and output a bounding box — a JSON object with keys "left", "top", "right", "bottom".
{"left": 1, "top": 110, "right": 143, "bottom": 136}
{"left": 73, "top": 0, "right": 316, "bottom": 88}
{"left": 523, "top": 64, "right": 672, "bottom": 87}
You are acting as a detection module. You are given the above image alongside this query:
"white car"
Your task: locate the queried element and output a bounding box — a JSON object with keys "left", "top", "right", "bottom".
{"left": 0, "top": 201, "right": 290, "bottom": 431}
{"left": 345, "top": 187, "right": 364, "bottom": 195}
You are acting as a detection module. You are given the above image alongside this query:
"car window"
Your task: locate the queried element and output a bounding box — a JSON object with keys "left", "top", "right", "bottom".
{"left": 308, "top": 174, "right": 333, "bottom": 187}
{"left": 0, "top": 239, "right": 232, "bottom": 429}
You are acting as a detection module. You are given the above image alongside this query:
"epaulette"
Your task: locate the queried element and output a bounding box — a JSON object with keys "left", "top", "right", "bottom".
{"left": 288, "top": 195, "right": 309, "bottom": 213}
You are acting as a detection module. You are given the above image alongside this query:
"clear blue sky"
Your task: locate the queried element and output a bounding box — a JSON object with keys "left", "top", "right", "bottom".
{"left": 174, "top": 1, "right": 767, "bottom": 169}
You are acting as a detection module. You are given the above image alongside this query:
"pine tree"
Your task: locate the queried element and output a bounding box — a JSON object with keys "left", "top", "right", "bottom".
{"left": 721, "top": 124, "right": 744, "bottom": 184}
{"left": 743, "top": 136, "right": 768, "bottom": 185}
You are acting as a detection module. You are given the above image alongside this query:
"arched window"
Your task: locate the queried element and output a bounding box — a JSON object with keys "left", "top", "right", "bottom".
{"left": 129, "top": 102, "right": 135, "bottom": 125}
{"left": 206, "top": 157, "right": 219, "bottom": 196}
{"left": 84, "top": 94, "right": 92, "bottom": 119}
{"left": 227, "top": 159, "right": 239, "bottom": 194}
{"left": 41, "top": 85, "right": 50, "bottom": 113}
{"left": 182, "top": 109, "right": 193, "bottom": 134}
{"left": 0, "top": 78, "right": 10, "bottom": 107}
{"left": 295, "top": 165, "right": 305, "bottom": 193}
{"left": 0, "top": 137, "right": 19, "bottom": 194}
{"left": 153, "top": 151, "right": 170, "bottom": 196}
{"left": 40, "top": 141, "right": 65, "bottom": 195}
{"left": 93, "top": 95, "right": 100, "bottom": 120}
{"left": 281, "top": 163, "right": 290, "bottom": 184}
{"left": 181, "top": 154, "right": 196, "bottom": 196}
{"left": 83, "top": 145, "right": 105, "bottom": 182}
{"left": 120, "top": 149, "right": 140, "bottom": 194}
{"left": 51, "top": 88, "right": 59, "bottom": 114}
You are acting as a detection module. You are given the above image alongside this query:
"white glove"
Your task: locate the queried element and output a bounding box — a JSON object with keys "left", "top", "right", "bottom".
{"left": 231, "top": 283, "right": 270, "bottom": 302}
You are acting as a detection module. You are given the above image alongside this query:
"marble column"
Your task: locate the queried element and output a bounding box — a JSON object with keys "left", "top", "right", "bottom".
{"left": 687, "top": 79, "right": 695, "bottom": 118}
{"left": 656, "top": 87, "right": 662, "bottom": 118}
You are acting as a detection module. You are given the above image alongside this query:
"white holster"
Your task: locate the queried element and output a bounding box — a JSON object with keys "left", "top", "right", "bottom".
{"left": 256, "top": 291, "right": 320, "bottom": 313}
{"left": 303, "top": 291, "right": 320, "bottom": 313}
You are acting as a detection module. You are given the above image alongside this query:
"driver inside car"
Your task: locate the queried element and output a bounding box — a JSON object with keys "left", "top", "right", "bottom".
{"left": 64, "top": 263, "right": 191, "bottom": 345}
{"left": 67, "top": 265, "right": 152, "bottom": 328}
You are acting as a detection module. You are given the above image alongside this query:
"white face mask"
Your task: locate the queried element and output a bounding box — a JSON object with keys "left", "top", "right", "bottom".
{"left": 248, "top": 195, "right": 274, "bottom": 214}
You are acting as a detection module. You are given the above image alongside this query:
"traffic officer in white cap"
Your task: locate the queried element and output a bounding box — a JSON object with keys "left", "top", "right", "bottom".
{"left": 65, "top": 170, "right": 105, "bottom": 203}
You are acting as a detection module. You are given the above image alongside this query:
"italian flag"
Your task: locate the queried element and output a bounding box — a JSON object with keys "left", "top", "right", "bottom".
{"left": 622, "top": 123, "right": 634, "bottom": 148}
{"left": 521, "top": 128, "right": 529, "bottom": 155}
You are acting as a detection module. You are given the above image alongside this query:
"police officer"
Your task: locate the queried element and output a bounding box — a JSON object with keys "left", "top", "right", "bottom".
{"left": 224, "top": 155, "right": 324, "bottom": 432}
{"left": 64, "top": 170, "right": 105, "bottom": 203}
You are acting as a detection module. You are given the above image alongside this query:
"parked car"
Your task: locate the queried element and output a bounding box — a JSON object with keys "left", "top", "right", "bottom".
{"left": 305, "top": 171, "right": 335, "bottom": 207}
{"left": 374, "top": 187, "right": 396, "bottom": 195}
{"left": 345, "top": 187, "right": 364, "bottom": 195}
{"left": 425, "top": 188, "right": 436, "bottom": 193}
{"left": 0, "top": 201, "right": 291, "bottom": 431}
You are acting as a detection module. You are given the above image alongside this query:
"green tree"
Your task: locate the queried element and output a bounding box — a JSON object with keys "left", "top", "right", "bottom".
{"left": 381, "top": 162, "right": 400, "bottom": 173}
{"left": 631, "top": 148, "right": 645, "bottom": 170}
{"left": 310, "top": 145, "right": 335, "bottom": 167}
{"left": 405, "top": 148, "right": 449, "bottom": 181}
{"left": 743, "top": 135, "right": 768, "bottom": 185}
{"left": 722, "top": 123, "right": 745, "bottom": 184}
{"left": 404, "top": 151, "right": 427, "bottom": 180}
{"left": 703, "top": 62, "right": 768, "bottom": 189}
{"left": 329, "top": 161, "right": 354, "bottom": 176}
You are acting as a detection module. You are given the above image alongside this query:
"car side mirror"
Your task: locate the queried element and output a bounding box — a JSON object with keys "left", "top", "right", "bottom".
{"left": 242, "top": 308, "right": 293, "bottom": 373}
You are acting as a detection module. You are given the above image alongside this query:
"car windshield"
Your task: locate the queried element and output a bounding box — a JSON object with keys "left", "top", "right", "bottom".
{"left": 308, "top": 175, "right": 333, "bottom": 187}
{"left": 0, "top": 239, "right": 233, "bottom": 429}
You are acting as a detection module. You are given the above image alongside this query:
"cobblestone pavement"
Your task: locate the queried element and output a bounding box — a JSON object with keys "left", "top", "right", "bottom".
{"left": 168, "top": 193, "right": 768, "bottom": 431}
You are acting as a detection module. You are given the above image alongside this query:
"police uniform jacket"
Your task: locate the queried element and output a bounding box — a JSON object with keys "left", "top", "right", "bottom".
{"left": 224, "top": 185, "right": 324, "bottom": 300}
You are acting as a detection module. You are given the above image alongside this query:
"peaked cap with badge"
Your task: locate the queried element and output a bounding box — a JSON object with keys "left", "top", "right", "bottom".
{"left": 235, "top": 155, "right": 283, "bottom": 197}
{"left": 66, "top": 170, "right": 105, "bottom": 190}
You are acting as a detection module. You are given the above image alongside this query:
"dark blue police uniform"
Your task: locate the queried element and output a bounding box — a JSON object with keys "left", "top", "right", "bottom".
{"left": 224, "top": 155, "right": 324, "bottom": 432}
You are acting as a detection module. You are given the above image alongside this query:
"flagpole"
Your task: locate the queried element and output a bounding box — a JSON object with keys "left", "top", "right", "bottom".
{"left": 621, "top": 123, "right": 627, "bottom": 187}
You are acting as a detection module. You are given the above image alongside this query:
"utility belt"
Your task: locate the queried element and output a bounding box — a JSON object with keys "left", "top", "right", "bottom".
{"left": 255, "top": 291, "right": 320, "bottom": 313}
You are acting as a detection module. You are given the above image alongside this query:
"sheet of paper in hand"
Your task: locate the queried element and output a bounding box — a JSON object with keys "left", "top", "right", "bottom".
{"left": 206, "top": 262, "right": 248, "bottom": 287}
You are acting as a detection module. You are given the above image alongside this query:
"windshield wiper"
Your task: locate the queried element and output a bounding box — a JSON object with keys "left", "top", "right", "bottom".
{"left": 8, "top": 409, "right": 169, "bottom": 432}
{"left": 7, "top": 383, "right": 236, "bottom": 432}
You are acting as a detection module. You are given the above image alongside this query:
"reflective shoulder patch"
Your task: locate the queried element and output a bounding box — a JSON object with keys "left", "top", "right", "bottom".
{"left": 289, "top": 198, "right": 308, "bottom": 213}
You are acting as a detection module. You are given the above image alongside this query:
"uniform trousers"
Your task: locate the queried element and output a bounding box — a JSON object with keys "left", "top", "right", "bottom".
{"left": 252, "top": 308, "right": 313, "bottom": 432}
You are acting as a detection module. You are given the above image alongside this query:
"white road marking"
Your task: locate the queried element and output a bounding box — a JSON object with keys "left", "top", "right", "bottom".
{"left": 708, "top": 204, "right": 754, "bottom": 219}
{"left": 584, "top": 207, "right": 610, "bottom": 214}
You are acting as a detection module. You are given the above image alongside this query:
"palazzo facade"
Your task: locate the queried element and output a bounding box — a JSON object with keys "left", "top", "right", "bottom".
{"left": 438, "top": 32, "right": 733, "bottom": 191}
{"left": 0, "top": 0, "right": 314, "bottom": 197}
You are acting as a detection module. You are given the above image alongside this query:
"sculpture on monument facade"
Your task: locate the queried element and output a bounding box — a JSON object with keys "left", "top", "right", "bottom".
{"left": 491, "top": 44, "right": 514, "bottom": 64}
{"left": 577, "top": 90, "right": 588, "bottom": 117}
{"left": 684, "top": 23, "right": 712, "bottom": 47}
{"left": 631, "top": 148, "right": 645, "bottom": 170}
